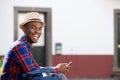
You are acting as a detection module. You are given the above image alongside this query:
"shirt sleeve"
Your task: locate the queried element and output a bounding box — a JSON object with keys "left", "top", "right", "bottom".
{"left": 12, "top": 42, "right": 59, "bottom": 73}
{"left": 40, "top": 67, "right": 60, "bottom": 73}
{"left": 13, "top": 44, "right": 39, "bottom": 72}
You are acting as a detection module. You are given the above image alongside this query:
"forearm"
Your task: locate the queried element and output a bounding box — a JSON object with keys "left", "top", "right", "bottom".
{"left": 39, "top": 67, "right": 59, "bottom": 73}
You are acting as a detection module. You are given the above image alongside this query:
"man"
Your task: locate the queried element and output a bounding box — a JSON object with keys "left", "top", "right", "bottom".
{"left": 1, "top": 12, "right": 70, "bottom": 80}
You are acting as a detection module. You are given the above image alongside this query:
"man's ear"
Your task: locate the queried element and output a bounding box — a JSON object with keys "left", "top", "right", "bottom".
{"left": 21, "top": 25, "right": 27, "bottom": 33}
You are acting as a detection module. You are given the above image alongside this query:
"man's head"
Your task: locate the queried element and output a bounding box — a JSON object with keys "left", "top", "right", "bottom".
{"left": 20, "top": 12, "right": 45, "bottom": 44}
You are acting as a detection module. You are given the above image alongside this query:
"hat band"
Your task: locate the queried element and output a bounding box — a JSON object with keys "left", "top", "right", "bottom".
{"left": 29, "top": 18, "right": 41, "bottom": 21}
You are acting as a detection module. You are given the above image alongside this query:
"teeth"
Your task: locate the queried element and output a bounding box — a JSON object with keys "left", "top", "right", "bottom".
{"left": 33, "top": 35, "right": 38, "bottom": 39}
{"left": 34, "top": 35, "right": 38, "bottom": 37}
{"left": 34, "top": 36, "right": 38, "bottom": 39}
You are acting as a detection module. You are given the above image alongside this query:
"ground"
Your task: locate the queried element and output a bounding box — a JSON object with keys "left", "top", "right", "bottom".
{"left": 69, "top": 78, "right": 113, "bottom": 80}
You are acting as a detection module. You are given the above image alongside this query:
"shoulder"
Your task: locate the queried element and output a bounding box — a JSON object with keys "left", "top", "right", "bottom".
{"left": 10, "top": 40, "right": 27, "bottom": 49}
{"left": 11, "top": 40, "right": 30, "bottom": 54}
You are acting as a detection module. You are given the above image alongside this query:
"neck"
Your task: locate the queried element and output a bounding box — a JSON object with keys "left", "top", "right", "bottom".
{"left": 28, "top": 42, "right": 33, "bottom": 47}
{"left": 23, "top": 35, "right": 33, "bottom": 47}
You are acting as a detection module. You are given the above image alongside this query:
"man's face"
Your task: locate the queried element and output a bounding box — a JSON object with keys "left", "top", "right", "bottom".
{"left": 23, "top": 21, "right": 43, "bottom": 44}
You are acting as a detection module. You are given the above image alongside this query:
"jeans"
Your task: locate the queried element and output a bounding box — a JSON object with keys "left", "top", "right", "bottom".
{"left": 43, "top": 73, "right": 67, "bottom": 80}
{"left": 23, "top": 69, "right": 68, "bottom": 80}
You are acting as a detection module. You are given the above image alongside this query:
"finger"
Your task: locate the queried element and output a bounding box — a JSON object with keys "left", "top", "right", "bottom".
{"left": 67, "top": 66, "right": 70, "bottom": 69}
{"left": 66, "top": 69, "right": 69, "bottom": 73}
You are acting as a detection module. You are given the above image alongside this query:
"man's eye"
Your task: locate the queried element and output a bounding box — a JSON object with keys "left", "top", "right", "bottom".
{"left": 39, "top": 28, "right": 42, "bottom": 31}
{"left": 31, "top": 26, "right": 35, "bottom": 29}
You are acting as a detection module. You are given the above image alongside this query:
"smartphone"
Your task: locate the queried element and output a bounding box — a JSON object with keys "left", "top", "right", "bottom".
{"left": 67, "top": 61, "right": 72, "bottom": 66}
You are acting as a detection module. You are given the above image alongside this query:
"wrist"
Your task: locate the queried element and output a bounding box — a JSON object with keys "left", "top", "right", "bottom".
{"left": 55, "top": 68, "right": 60, "bottom": 73}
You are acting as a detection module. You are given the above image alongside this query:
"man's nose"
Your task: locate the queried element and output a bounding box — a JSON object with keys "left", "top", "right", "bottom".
{"left": 35, "top": 29, "right": 41, "bottom": 34}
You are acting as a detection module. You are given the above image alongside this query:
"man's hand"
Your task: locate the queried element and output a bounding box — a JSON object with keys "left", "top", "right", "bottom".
{"left": 56, "top": 63, "right": 70, "bottom": 74}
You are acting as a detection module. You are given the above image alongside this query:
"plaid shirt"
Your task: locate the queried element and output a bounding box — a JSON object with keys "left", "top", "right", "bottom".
{"left": 1, "top": 36, "right": 56, "bottom": 80}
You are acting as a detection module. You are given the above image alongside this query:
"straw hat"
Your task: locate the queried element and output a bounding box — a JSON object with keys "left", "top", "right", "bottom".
{"left": 20, "top": 12, "right": 45, "bottom": 29}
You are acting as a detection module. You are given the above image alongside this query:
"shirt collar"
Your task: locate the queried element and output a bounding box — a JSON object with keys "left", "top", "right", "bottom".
{"left": 19, "top": 36, "right": 31, "bottom": 49}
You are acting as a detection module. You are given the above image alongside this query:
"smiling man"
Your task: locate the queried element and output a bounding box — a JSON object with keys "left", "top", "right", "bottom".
{"left": 1, "top": 12, "right": 70, "bottom": 80}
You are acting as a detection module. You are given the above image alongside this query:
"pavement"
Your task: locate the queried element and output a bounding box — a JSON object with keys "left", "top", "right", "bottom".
{"left": 68, "top": 78, "right": 113, "bottom": 80}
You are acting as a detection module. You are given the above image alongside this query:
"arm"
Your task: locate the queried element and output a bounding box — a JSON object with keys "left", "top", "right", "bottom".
{"left": 13, "top": 44, "right": 39, "bottom": 72}
{"left": 13, "top": 43, "right": 58, "bottom": 73}
{"left": 38, "top": 63, "right": 71, "bottom": 74}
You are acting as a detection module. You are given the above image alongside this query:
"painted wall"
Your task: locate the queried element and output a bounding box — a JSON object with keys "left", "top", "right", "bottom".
{"left": 53, "top": 55, "right": 113, "bottom": 78}
{"left": 0, "top": 0, "right": 120, "bottom": 55}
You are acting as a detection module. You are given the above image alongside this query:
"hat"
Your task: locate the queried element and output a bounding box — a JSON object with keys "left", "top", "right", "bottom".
{"left": 20, "top": 12, "right": 45, "bottom": 29}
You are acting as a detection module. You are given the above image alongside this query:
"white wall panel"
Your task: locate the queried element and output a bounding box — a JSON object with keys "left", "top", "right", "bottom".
{"left": 0, "top": 0, "right": 120, "bottom": 55}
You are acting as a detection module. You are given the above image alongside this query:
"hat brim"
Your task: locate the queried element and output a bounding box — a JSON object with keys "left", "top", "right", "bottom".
{"left": 20, "top": 19, "right": 45, "bottom": 29}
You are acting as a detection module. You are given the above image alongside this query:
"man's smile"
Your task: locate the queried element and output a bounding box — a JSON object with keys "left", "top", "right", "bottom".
{"left": 32, "top": 34, "right": 40, "bottom": 40}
